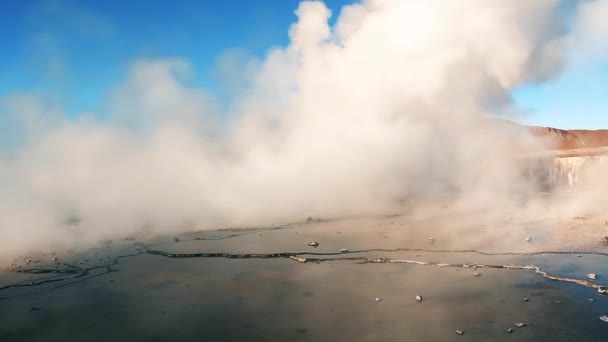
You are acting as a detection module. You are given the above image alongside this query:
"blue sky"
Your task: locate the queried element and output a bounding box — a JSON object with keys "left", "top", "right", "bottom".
{"left": 514, "top": 61, "right": 608, "bottom": 129}
{"left": 1, "top": 0, "right": 607, "bottom": 129}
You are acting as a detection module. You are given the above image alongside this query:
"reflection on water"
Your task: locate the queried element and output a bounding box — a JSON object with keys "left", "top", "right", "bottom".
{"left": 1, "top": 252, "right": 607, "bottom": 341}
{"left": 1, "top": 221, "right": 608, "bottom": 341}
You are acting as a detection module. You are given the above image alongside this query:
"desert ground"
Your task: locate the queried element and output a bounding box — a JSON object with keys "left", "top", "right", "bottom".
{"left": 2, "top": 195, "right": 608, "bottom": 341}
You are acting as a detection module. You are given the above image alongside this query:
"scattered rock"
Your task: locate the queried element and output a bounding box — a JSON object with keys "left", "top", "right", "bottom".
{"left": 415, "top": 295, "right": 423, "bottom": 302}
{"left": 523, "top": 298, "right": 529, "bottom": 302}
{"left": 173, "top": 237, "right": 180, "bottom": 243}
{"left": 340, "top": 248, "right": 349, "bottom": 253}
{"left": 587, "top": 273, "right": 597, "bottom": 280}
{"left": 577, "top": 255, "right": 582, "bottom": 258}
{"left": 597, "top": 286, "right": 607, "bottom": 295}
{"left": 507, "top": 328, "right": 514, "bottom": 333}
{"left": 455, "top": 330, "right": 464, "bottom": 335}
{"left": 589, "top": 299, "right": 595, "bottom": 302}
{"left": 52, "top": 256, "right": 58, "bottom": 262}
{"left": 473, "top": 272, "right": 480, "bottom": 277}
{"left": 289, "top": 256, "right": 308, "bottom": 263}
{"left": 308, "top": 241, "right": 319, "bottom": 248}
{"left": 306, "top": 217, "right": 323, "bottom": 224}
{"left": 374, "top": 297, "right": 382, "bottom": 302}
{"left": 525, "top": 237, "right": 532, "bottom": 242}
{"left": 600, "top": 315, "right": 608, "bottom": 323}
{"left": 515, "top": 322, "right": 529, "bottom": 327}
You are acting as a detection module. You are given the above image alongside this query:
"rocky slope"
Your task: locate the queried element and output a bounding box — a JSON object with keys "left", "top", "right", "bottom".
{"left": 528, "top": 126, "right": 608, "bottom": 150}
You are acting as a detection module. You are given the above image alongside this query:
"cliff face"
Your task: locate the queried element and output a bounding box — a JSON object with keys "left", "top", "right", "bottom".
{"left": 518, "top": 125, "right": 608, "bottom": 189}
{"left": 528, "top": 126, "right": 608, "bottom": 150}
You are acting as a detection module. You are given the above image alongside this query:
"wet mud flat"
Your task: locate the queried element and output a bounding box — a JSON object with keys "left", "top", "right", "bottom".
{"left": 2, "top": 214, "right": 608, "bottom": 341}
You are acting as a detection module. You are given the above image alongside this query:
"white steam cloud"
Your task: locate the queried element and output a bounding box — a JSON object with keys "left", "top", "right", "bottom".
{"left": 1, "top": 0, "right": 606, "bottom": 257}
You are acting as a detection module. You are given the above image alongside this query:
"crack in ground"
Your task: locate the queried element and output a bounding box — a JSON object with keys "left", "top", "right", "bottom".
{"left": 0, "top": 253, "right": 140, "bottom": 300}
{"left": 145, "top": 248, "right": 608, "bottom": 292}
{"left": 2, "top": 247, "right": 607, "bottom": 300}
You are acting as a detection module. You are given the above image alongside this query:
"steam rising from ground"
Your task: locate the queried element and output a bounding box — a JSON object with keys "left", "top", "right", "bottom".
{"left": 1, "top": 0, "right": 608, "bottom": 257}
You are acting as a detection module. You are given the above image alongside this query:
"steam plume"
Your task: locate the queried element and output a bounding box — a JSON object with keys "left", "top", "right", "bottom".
{"left": 1, "top": 0, "right": 606, "bottom": 257}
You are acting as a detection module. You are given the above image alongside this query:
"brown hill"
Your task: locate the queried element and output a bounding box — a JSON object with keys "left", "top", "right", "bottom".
{"left": 528, "top": 126, "right": 608, "bottom": 150}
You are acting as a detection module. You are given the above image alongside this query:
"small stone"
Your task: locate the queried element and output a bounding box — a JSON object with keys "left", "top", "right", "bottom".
{"left": 52, "top": 257, "right": 58, "bottom": 262}
{"left": 515, "top": 322, "right": 528, "bottom": 327}
{"left": 308, "top": 241, "right": 319, "bottom": 247}
{"left": 600, "top": 315, "right": 608, "bottom": 323}
{"left": 577, "top": 255, "right": 582, "bottom": 258}
{"left": 340, "top": 248, "right": 349, "bottom": 253}
{"left": 173, "top": 237, "right": 180, "bottom": 243}
{"left": 455, "top": 330, "right": 464, "bottom": 336}
{"left": 589, "top": 298, "right": 595, "bottom": 302}
{"left": 507, "top": 328, "right": 514, "bottom": 333}
{"left": 523, "top": 298, "right": 529, "bottom": 302}
{"left": 587, "top": 273, "right": 598, "bottom": 280}
{"left": 415, "top": 295, "right": 422, "bottom": 302}
{"left": 289, "top": 256, "right": 308, "bottom": 263}
{"left": 29, "top": 307, "right": 41, "bottom": 312}
{"left": 473, "top": 272, "right": 480, "bottom": 277}
{"left": 374, "top": 297, "right": 382, "bottom": 302}
{"left": 525, "top": 237, "right": 532, "bottom": 242}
